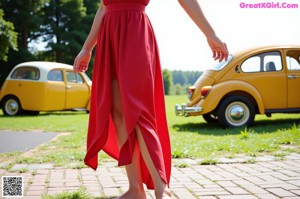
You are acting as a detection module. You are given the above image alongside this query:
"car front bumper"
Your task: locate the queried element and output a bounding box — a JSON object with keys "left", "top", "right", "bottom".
{"left": 175, "top": 104, "right": 203, "bottom": 116}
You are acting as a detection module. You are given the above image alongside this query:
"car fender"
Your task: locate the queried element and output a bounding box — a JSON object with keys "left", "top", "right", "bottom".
{"left": 0, "top": 82, "right": 21, "bottom": 108}
{"left": 197, "top": 80, "right": 265, "bottom": 114}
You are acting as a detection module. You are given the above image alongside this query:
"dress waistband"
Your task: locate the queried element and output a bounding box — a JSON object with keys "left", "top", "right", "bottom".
{"left": 105, "top": 3, "right": 145, "bottom": 12}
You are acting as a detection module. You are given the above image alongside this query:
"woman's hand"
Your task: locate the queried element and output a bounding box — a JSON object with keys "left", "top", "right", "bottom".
{"left": 178, "top": 0, "right": 229, "bottom": 62}
{"left": 207, "top": 35, "right": 228, "bottom": 62}
{"left": 73, "top": 49, "right": 92, "bottom": 73}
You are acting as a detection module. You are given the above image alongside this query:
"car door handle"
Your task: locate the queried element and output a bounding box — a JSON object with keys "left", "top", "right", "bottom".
{"left": 66, "top": 85, "right": 72, "bottom": 89}
{"left": 288, "top": 75, "right": 299, "bottom": 79}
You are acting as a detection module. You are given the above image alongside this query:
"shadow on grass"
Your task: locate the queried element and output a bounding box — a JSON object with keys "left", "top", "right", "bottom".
{"left": 173, "top": 117, "right": 300, "bottom": 136}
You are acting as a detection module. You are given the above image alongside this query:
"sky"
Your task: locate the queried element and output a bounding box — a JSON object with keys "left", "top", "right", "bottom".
{"left": 146, "top": 0, "right": 300, "bottom": 71}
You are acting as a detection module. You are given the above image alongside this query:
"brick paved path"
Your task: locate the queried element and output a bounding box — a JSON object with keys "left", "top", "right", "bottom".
{"left": 1, "top": 158, "right": 300, "bottom": 199}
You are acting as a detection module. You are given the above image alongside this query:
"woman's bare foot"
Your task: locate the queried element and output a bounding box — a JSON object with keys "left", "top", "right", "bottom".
{"left": 155, "top": 188, "right": 172, "bottom": 199}
{"left": 115, "top": 189, "right": 146, "bottom": 199}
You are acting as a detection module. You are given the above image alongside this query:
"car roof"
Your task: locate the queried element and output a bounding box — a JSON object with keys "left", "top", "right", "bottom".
{"left": 15, "top": 61, "right": 73, "bottom": 72}
{"left": 7, "top": 61, "right": 75, "bottom": 82}
{"left": 233, "top": 45, "right": 300, "bottom": 58}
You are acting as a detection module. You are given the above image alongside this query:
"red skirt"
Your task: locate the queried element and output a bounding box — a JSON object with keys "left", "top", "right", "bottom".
{"left": 84, "top": 2, "right": 171, "bottom": 189}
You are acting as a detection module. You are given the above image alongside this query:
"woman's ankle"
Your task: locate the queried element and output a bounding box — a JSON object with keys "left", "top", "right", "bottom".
{"left": 155, "top": 187, "right": 172, "bottom": 199}
{"left": 128, "top": 184, "right": 145, "bottom": 193}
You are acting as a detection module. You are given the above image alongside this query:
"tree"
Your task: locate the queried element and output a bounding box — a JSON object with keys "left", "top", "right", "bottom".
{"left": 0, "top": 9, "right": 18, "bottom": 87}
{"left": 172, "top": 70, "right": 187, "bottom": 85}
{"left": 40, "top": 0, "right": 87, "bottom": 63}
{"left": 0, "top": 9, "right": 17, "bottom": 61}
{"left": 172, "top": 70, "right": 202, "bottom": 86}
{"left": 163, "top": 69, "right": 173, "bottom": 95}
{"left": 0, "top": 0, "right": 46, "bottom": 49}
{"left": 173, "top": 83, "right": 185, "bottom": 95}
{"left": 0, "top": 0, "right": 47, "bottom": 80}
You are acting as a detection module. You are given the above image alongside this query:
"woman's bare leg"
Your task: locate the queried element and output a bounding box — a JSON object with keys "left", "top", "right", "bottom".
{"left": 135, "top": 126, "right": 172, "bottom": 199}
{"left": 112, "top": 80, "right": 171, "bottom": 199}
{"left": 111, "top": 80, "right": 146, "bottom": 199}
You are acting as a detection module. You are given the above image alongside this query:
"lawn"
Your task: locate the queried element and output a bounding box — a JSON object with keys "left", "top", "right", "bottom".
{"left": 0, "top": 95, "right": 300, "bottom": 169}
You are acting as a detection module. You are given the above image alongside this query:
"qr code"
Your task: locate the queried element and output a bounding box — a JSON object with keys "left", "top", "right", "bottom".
{"left": 2, "top": 176, "right": 23, "bottom": 197}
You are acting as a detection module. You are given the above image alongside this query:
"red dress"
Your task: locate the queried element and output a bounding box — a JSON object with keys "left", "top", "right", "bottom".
{"left": 84, "top": 0, "right": 171, "bottom": 189}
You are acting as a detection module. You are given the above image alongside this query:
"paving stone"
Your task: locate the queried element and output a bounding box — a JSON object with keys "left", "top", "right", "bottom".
{"left": 225, "top": 187, "right": 249, "bottom": 195}
{"left": 267, "top": 188, "right": 296, "bottom": 197}
{"left": 11, "top": 164, "right": 28, "bottom": 170}
{"left": 27, "top": 164, "right": 53, "bottom": 170}
{"left": 254, "top": 193, "right": 279, "bottom": 199}
{"left": 218, "top": 195, "right": 258, "bottom": 199}
{"left": 0, "top": 169, "right": 7, "bottom": 175}
{"left": 25, "top": 190, "right": 45, "bottom": 196}
{"left": 173, "top": 187, "right": 198, "bottom": 199}
{"left": 243, "top": 185, "right": 269, "bottom": 194}
{"left": 1, "top": 158, "right": 300, "bottom": 198}
{"left": 103, "top": 187, "right": 120, "bottom": 197}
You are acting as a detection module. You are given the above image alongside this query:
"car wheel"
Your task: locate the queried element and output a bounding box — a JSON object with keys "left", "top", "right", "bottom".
{"left": 203, "top": 113, "right": 218, "bottom": 123}
{"left": 218, "top": 95, "right": 255, "bottom": 128}
{"left": 2, "top": 96, "right": 23, "bottom": 116}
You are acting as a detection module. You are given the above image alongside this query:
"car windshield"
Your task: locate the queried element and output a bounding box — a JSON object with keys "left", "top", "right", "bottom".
{"left": 209, "top": 54, "right": 234, "bottom": 71}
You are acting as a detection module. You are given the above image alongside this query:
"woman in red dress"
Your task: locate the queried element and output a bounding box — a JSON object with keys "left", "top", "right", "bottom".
{"left": 74, "top": 0, "right": 228, "bottom": 198}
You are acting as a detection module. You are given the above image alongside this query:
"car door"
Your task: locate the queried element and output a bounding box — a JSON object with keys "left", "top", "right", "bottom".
{"left": 65, "top": 70, "right": 90, "bottom": 109}
{"left": 285, "top": 49, "right": 300, "bottom": 108}
{"left": 45, "top": 69, "right": 66, "bottom": 110}
{"left": 239, "top": 51, "right": 287, "bottom": 110}
{"left": 8, "top": 66, "right": 43, "bottom": 110}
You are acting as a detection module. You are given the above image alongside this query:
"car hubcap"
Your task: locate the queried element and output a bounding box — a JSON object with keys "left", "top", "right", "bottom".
{"left": 225, "top": 102, "right": 249, "bottom": 126}
{"left": 5, "top": 99, "right": 19, "bottom": 115}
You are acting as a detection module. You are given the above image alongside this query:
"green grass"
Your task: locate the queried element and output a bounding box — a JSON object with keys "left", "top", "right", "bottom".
{"left": 0, "top": 95, "right": 300, "bottom": 168}
{"left": 42, "top": 187, "right": 94, "bottom": 199}
{"left": 167, "top": 95, "right": 300, "bottom": 159}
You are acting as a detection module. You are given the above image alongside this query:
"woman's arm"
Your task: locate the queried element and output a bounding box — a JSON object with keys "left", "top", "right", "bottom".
{"left": 178, "top": 0, "right": 228, "bottom": 62}
{"left": 82, "top": 3, "right": 106, "bottom": 52}
{"left": 73, "top": 2, "right": 106, "bottom": 73}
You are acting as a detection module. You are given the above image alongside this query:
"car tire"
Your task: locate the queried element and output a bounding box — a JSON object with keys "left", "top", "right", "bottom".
{"left": 203, "top": 113, "right": 218, "bottom": 123}
{"left": 2, "top": 96, "right": 23, "bottom": 116}
{"left": 218, "top": 95, "right": 255, "bottom": 128}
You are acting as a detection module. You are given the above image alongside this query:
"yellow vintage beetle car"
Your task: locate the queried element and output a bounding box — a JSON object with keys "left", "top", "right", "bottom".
{"left": 0, "top": 61, "right": 91, "bottom": 116}
{"left": 175, "top": 46, "right": 300, "bottom": 128}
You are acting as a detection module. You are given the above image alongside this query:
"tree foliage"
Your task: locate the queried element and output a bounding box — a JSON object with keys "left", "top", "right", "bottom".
{"left": 0, "top": 0, "right": 48, "bottom": 85}
{"left": 0, "top": 0, "right": 46, "bottom": 49}
{"left": 162, "top": 69, "right": 203, "bottom": 95}
{"left": 40, "top": 0, "right": 87, "bottom": 63}
{"left": 0, "top": 9, "right": 17, "bottom": 61}
{"left": 0, "top": 0, "right": 100, "bottom": 88}
{"left": 163, "top": 69, "right": 173, "bottom": 95}
{"left": 172, "top": 70, "right": 202, "bottom": 86}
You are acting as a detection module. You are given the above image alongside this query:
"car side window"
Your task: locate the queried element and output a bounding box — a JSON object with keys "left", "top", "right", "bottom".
{"left": 286, "top": 57, "right": 300, "bottom": 70}
{"left": 264, "top": 54, "right": 282, "bottom": 71}
{"left": 48, "top": 70, "right": 63, "bottom": 81}
{"left": 11, "top": 67, "right": 40, "bottom": 80}
{"left": 240, "top": 56, "right": 260, "bottom": 72}
{"left": 66, "top": 71, "right": 84, "bottom": 84}
{"left": 286, "top": 50, "right": 300, "bottom": 70}
{"left": 241, "top": 51, "right": 282, "bottom": 73}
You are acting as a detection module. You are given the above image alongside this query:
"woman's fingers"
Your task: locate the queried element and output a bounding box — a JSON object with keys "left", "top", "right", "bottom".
{"left": 212, "top": 43, "right": 228, "bottom": 62}
{"left": 73, "top": 50, "right": 91, "bottom": 73}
